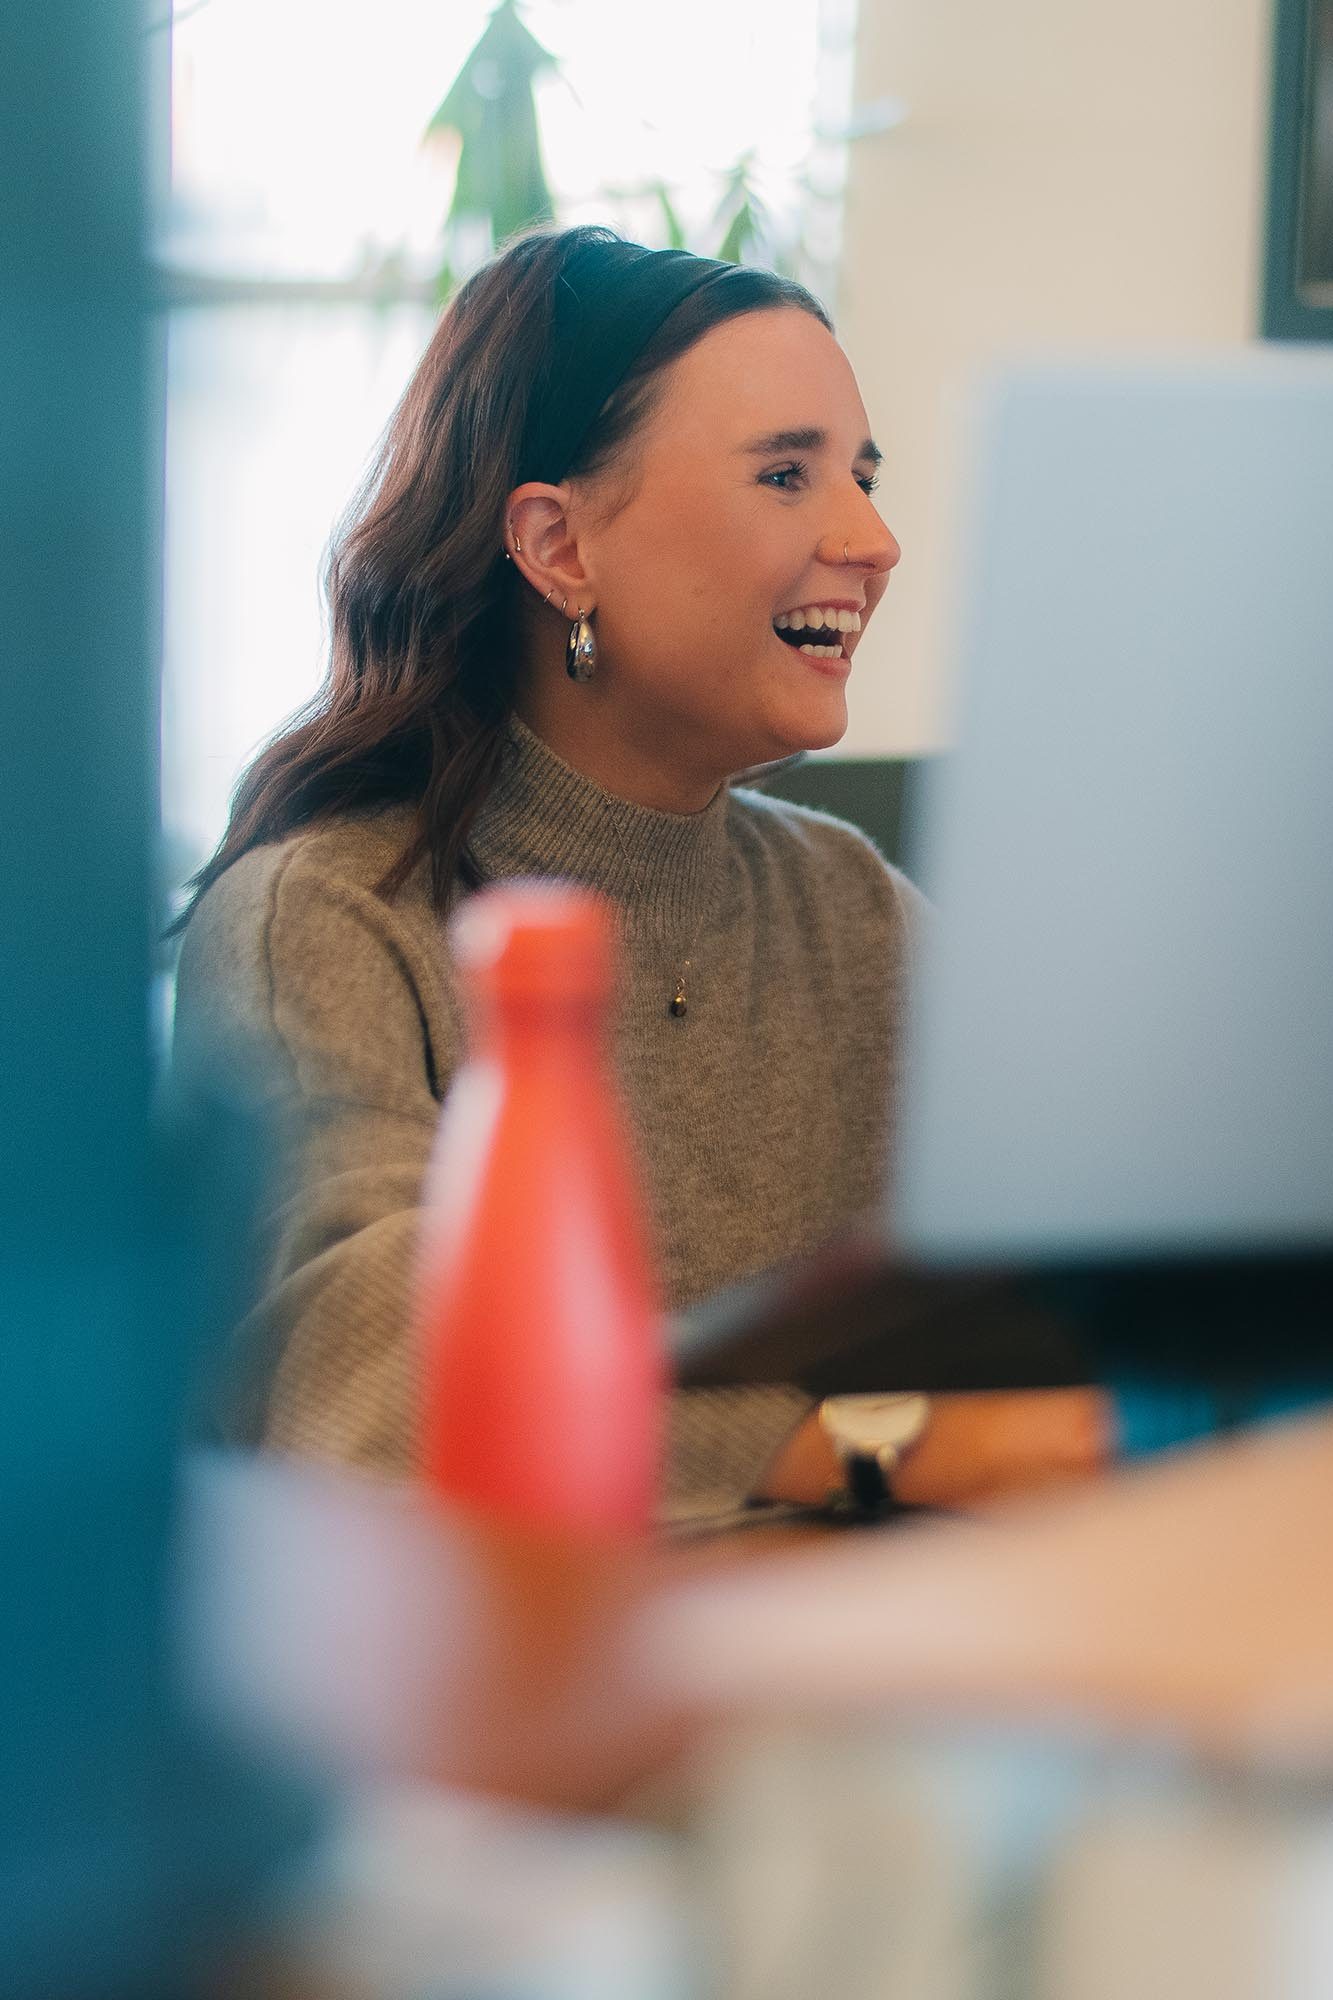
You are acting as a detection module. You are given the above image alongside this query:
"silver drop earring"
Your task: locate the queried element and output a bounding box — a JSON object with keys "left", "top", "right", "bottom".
{"left": 565, "top": 605, "right": 597, "bottom": 682}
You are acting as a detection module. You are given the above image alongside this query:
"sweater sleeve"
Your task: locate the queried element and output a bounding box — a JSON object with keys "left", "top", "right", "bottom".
{"left": 173, "top": 842, "right": 454, "bottom": 1474}
{"left": 665, "top": 1384, "right": 814, "bottom": 1517}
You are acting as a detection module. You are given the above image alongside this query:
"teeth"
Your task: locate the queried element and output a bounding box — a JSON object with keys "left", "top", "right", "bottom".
{"left": 798, "top": 643, "right": 845, "bottom": 658}
{"left": 774, "top": 606, "right": 863, "bottom": 635}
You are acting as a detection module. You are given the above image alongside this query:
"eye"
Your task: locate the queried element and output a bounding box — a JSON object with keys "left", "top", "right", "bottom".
{"left": 760, "top": 460, "right": 882, "bottom": 497}
{"left": 759, "top": 460, "right": 808, "bottom": 492}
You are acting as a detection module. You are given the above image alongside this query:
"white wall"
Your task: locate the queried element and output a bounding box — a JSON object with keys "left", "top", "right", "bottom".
{"left": 835, "top": 0, "right": 1275, "bottom": 755}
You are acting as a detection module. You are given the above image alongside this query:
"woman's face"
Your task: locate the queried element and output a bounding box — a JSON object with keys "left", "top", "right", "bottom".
{"left": 576, "top": 305, "right": 900, "bottom": 784}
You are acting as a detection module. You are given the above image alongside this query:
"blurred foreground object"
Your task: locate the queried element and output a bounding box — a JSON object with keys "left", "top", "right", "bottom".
{"left": 188, "top": 1412, "right": 1333, "bottom": 1814}
{"left": 673, "top": 1229, "right": 1333, "bottom": 1404}
{"left": 186, "top": 1416, "right": 1333, "bottom": 1993}
{"left": 895, "top": 352, "right": 1333, "bottom": 1268}
{"left": 277, "top": 1781, "right": 694, "bottom": 2000}
{"left": 417, "top": 884, "right": 665, "bottom": 1535}
{"left": 0, "top": 5, "right": 312, "bottom": 1992}
{"left": 693, "top": 1719, "right": 1333, "bottom": 2000}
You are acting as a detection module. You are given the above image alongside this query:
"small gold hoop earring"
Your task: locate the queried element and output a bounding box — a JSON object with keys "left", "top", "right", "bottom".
{"left": 843, "top": 542, "right": 851, "bottom": 562}
{"left": 543, "top": 586, "right": 555, "bottom": 605}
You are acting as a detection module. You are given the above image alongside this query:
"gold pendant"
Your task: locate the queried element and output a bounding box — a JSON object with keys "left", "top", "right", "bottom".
{"left": 669, "top": 980, "right": 688, "bottom": 1019}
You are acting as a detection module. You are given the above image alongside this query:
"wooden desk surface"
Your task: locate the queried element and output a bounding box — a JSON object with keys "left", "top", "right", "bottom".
{"left": 185, "top": 1413, "right": 1333, "bottom": 1815}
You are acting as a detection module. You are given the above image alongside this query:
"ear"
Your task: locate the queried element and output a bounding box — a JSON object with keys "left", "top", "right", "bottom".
{"left": 505, "top": 483, "right": 596, "bottom": 614}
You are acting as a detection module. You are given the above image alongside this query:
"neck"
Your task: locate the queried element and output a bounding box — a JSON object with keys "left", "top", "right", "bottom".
{"left": 513, "top": 677, "right": 723, "bottom": 816}
{"left": 469, "top": 710, "right": 731, "bottom": 946}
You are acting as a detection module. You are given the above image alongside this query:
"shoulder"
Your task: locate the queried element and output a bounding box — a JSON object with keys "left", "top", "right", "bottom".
{"left": 180, "top": 805, "right": 425, "bottom": 969}
{"left": 726, "top": 784, "right": 928, "bottom": 949}
{"left": 173, "top": 806, "right": 447, "bottom": 1094}
{"left": 199, "top": 803, "right": 420, "bottom": 910}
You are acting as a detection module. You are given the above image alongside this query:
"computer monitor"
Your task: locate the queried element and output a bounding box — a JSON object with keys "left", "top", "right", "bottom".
{"left": 892, "top": 352, "right": 1333, "bottom": 1266}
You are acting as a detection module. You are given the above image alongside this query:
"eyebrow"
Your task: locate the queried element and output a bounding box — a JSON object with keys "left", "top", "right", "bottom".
{"left": 738, "top": 426, "right": 883, "bottom": 466}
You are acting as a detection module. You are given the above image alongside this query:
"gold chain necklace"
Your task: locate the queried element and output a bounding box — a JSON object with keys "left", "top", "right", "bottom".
{"left": 599, "top": 800, "right": 709, "bottom": 1020}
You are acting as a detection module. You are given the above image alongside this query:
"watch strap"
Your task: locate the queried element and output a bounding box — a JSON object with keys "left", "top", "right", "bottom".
{"left": 845, "top": 1449, "right": 891, "bottom": 1511}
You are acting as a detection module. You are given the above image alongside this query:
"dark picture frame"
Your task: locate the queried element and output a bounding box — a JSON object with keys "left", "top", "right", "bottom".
{"left": 1264, "top": 0, "right": 1333, "bottom": 337}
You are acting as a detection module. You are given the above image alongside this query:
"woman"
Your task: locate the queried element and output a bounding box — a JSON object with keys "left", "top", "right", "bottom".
{"left": 173, "top": 225, "right": 1108, "bottom": 1515}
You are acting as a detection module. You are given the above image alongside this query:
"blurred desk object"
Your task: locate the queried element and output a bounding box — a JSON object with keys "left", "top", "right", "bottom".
{"left": 186, "top": 1424, "right": 1333, "bottom": 1997}
{"left": 186, "top": 1411, "right": 1333, "bottom": 1816}
{"left": 673, "top": 1230, "right": 1333, "bottom": 1397}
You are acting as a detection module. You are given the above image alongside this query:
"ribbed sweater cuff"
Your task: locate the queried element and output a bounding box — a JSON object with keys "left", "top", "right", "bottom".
{"left": 665, "top": 1384, "right": 813, "bottom": 1516}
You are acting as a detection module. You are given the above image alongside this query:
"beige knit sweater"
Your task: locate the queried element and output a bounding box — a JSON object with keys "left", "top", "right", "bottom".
{"left": 172, "top": 714, "right": 926, "bottom": 1512}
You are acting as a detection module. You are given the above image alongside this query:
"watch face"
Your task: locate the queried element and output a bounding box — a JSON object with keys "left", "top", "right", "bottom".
{"left": 820, "top": 1392, "right": 931, "bottom": 1456}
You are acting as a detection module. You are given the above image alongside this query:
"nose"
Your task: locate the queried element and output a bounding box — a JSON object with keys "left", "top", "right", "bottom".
{"left": 823, "top": 501, "right": 900, "bottom": 576}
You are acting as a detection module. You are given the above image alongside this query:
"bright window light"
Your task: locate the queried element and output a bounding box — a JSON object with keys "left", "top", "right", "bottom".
{"left": 164, "top": 0, "right": 854, "bottom": 278}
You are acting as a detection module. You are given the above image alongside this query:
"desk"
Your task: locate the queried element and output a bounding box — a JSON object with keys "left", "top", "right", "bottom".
{"left": 186, "top": 1411, "right": 1333, "bottom": 1814}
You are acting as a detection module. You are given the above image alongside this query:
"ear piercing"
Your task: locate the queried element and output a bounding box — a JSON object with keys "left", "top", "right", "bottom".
{"left": 508, "top": 537, "right": 595, "bottom": 680}
{"left": 566, "top": 605, "right": 597, "bottom": 682}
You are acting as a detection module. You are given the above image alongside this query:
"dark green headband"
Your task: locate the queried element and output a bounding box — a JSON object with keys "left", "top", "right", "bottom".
{"left": 520, "top": 235, "right": 746, "bottom": 485}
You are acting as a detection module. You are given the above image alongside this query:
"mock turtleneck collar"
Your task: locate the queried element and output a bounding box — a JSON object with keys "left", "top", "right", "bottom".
{"left": 468, "top": 712, "right": 730, "bottom": 940}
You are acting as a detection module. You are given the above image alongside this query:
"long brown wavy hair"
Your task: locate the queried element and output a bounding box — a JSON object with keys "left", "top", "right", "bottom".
{"left": 173, "top": 225, "right": 830, "bottom": 932}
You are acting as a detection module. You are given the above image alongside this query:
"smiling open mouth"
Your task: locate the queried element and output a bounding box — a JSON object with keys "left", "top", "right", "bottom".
{"left": 773, "top": 625, "right": 846, "bottom": 659}
{"left": 772, "top": 605, "right": 861, "bottom": 659}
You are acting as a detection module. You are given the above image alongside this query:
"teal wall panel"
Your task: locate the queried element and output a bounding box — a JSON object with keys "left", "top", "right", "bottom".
{"left": 0, "top": 7, "right": 310, "bottom": 1993}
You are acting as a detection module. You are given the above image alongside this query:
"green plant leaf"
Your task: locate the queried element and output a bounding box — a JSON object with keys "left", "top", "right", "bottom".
{"left": 715, "top": 202, "right": 755, "bottom": 265}
{"left": 423, "top": 0, "right": 559, "bottom": 288}
{"left": 651, "top": 180, "right": 686, "bottom": 251}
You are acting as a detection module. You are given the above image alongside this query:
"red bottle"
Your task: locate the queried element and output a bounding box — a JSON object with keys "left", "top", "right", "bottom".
{"left": 416, "top": 882, "right": 665, "bottom": 1536}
